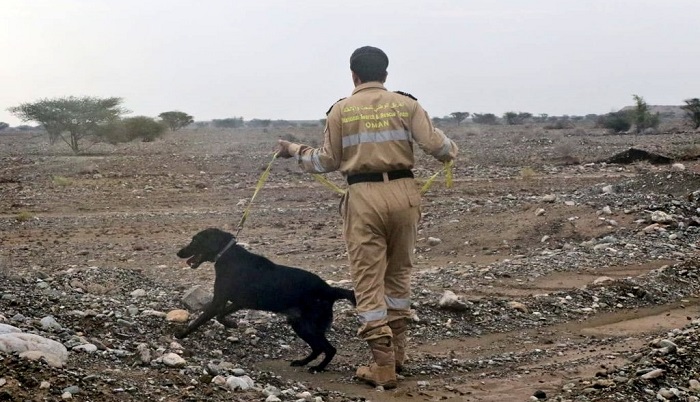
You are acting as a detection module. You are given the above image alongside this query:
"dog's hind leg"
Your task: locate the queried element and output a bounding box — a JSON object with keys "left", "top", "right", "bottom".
{"left": 289, "top": 306, "right": 337, "bottom": 372}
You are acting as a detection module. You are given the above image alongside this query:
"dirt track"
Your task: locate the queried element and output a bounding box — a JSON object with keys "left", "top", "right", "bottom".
{"left": 1, "top": 125, "right": 699, "bottom": 401}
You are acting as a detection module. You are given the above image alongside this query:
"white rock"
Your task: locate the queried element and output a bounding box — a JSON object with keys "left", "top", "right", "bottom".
{"left": 564, "top": 200, "right": 576, "bottom": 206}
{"left": 593, "top": 276, "right": 614, "bottom": 285}
{"left": 0, "top": 324, "right": 21, "bottom": 335}
{"left": 266, "top": 396, "right": 282, "bottom": 402}
{"left": 438, "top": 291, "right": 469, "bottom": 311}
{"left": 226, "top": 375, "right": 254, "bottom": 391}
{"left": 535, "top": 208, "right": 546, "bottom": 216}
{"left": 601, "top": 206, "right": 612, "bottom": 215}
{"left": 651, "top": 211, "right": 674, "bottom": 223}
{"left": 542, "top": 194, "right": 557, "bottom": 203}
{"left": 130, "top": 289, "right": 147, "bottom": 298}
{"left": 427, "top": 237, "right": 442, "bottom": 246}
{"left": 72, "top": 344, "right": 97, "bottom": 353}
{"left": 671, "top": 163, "right": 686, "bottom": 171}
{"left": 161, "top": 352, "right": 186, "bottom": 367}
{"left": 211, "top": 375, "right": 227, "bottom": 386}
{"left": 0, "top": 333, "right": 68, "bottom": 367}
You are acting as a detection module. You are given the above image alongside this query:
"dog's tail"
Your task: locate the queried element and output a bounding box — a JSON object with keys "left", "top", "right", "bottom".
{"left": 326, "top": 286, "right": 356, "bottom": 306}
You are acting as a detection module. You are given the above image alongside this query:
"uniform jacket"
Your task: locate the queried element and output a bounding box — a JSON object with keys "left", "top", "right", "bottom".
{"left": 288, "top": 82, "right": 458, "bottom": 176}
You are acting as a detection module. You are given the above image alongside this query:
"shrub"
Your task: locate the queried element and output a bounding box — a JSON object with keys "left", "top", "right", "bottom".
{"left": 212, "top": 117, "right": 244, "bottom": 128}
{"left": 124, "top": 116, "right": 166, "bottom": 142}
{"left": 472, "top": 113, "right": 498, "bottom": 125}
{"left": 631, "top": 95, "right": 660, "bottom": 133}
{"left": 16, "top": 211, "right": 34, "bottom": 222}
{"left": 97, "top": 116, "right": 166, "bottom": 143}
{"left": 681, "top": 98, "right": 700, "bottom": 129}
{"left": 158, "top": 111, "right": 194, "bottom": 131}
{"left": 596, "top": 112, "right": 632, "bottom": 133}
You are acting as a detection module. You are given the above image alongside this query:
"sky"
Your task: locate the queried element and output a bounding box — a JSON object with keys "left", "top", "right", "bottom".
{"left": 2, "top": 0, "right": 699, "bottom": 126}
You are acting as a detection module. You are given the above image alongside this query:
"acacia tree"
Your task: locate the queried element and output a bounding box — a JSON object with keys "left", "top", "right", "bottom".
{"left": 0, "top": 122, "right": 8, "bottom": 131}
{"left": 472, "top": 113, "right": 498, "bottom": 125}
{"left": 450, "top": 112, "right": 469, "bottom": 126}
{"left": 158, "top": 111, "right": 194, "bottom": 131}
{"left": 8, "top": 96, "right": 127, "bottom": 153}
{"left": 631, "top": 94, "right": 660, "bottom": 133}
{"left": 681, "top": 98, "right": 700, "bottom": 129}
{"left": 503, "top": 111, "right": 532, "bottom": 125}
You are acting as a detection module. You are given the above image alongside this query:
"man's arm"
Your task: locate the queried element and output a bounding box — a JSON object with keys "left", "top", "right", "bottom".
{"left": 410, "top": 103, "right": 458, "bottom": 162}
{"left": 278, "top": 106, "right": 343, "bottom": 173}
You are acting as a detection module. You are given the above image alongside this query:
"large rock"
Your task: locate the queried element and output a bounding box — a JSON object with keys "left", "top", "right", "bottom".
{"left": 0, "top": 324, "right": 22, "bottom": 335}
{"left": 438, "top": 290, "right": 470, "bottom": 311}
{"left": 0, "top": 333, "right": 69, "bottom": 367}
{"left": 182, "top": 285, "right": 213, "bottom": 311}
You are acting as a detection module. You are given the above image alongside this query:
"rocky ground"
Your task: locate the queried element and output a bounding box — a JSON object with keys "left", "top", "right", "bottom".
{"left": 1, "top": 124, "right": 700, "bottom": 401}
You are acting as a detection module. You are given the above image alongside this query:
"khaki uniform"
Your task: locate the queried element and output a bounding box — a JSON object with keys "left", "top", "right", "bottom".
{"left": 289, "top": 82, "right": 458, "bottom": 341}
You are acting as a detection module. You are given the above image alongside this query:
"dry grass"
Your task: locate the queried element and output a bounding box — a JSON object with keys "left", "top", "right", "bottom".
{"left": 520, "top": 166, "right": 536, "bottom": 180}
{"left": 15, "top": 210, "right": 34, "bottom": 222}
{"left": 52, "top": 176, "right": 72, "bottom": 186}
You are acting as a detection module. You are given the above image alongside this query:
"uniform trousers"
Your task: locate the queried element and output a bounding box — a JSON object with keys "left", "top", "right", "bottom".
{"left": 341, "top": 177, "right": 421, "bottom": 340}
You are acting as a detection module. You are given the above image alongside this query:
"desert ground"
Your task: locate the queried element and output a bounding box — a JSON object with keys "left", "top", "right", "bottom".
{"left": 1, "top": 123, "right": 700, "bottom": 402}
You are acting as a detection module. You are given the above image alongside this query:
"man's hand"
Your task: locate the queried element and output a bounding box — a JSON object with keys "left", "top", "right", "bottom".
{"left": 277, "top": 139, "right": 294, "bottom": 159}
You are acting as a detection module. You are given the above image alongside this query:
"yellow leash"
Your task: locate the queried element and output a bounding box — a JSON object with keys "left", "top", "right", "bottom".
{"left": 235, "top": 153, "right": 453, "bottom": 238}
{"left": 235, "top": 151, "right": 279, "bottom": 238}
{"left": 312, "top": 160, "right": 454, "bottom": 196}
{"left": 419, "top": 160, "right": 454, "bottom": 195}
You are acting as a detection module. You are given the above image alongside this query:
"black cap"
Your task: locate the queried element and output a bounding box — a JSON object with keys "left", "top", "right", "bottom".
{"left": 350, "top": 46, "right": 389, "bottom": 74}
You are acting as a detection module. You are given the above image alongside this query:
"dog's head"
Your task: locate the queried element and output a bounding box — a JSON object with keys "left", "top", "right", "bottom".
{"left": 177, "top": 228, "right": 236, "bottom": 269}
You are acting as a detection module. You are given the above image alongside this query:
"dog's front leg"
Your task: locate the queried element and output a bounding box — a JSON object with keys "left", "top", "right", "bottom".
{"left": 216, "top": 303, "right": 240, "bottom": 328}
{"left": 175, "top": 299, "right": 226, "bottom": 339}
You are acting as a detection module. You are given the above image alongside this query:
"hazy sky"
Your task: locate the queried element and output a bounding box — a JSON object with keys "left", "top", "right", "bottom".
{"left": 2, "top": 0, "right": 699, "bottom": 126}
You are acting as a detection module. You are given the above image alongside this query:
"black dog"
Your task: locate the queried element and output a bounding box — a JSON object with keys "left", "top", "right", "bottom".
{"left": 175, "top": 228, "right": 356, "bottom": 372}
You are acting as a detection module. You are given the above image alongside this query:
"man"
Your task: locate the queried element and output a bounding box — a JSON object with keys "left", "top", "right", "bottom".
{"left": 277, "top": 46, "right": 458, "bottom": 388}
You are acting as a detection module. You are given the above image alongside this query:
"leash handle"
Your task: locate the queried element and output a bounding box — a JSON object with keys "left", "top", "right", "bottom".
{"left": 420, "top": 160, "right": 454, "bottom": 195}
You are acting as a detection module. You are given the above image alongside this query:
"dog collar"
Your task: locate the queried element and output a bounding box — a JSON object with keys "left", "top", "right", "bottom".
{"left": 214, "top": 238, "right": 237, "bottom": 261}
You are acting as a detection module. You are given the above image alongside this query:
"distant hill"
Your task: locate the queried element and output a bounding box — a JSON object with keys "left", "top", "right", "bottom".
{"left": 619, "top": 105, "right": 685, "bottom": 119}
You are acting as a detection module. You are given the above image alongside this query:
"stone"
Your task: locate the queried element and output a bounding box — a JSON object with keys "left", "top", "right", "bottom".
{"left": 161, "top": 352, "right": 186, "bottom": 367}
{"left": 641, "top": 368, "right": 665, "bottom": 380}
{"left": 226, "top": 375, "right": 254, "bottom": 391}
{"left": 542, "top": 194, "right": 556, "bottom": 203}
{"left": 438, "top": 290, "right": 469, "bottom": 311}
{"left": 671, "top": 163, "right": 686, "bottom": 171}
{"left": 165, "top": 309, "right": 190, "bottom": 323}
{"left": 0, "top": 333, "right": 68, "bottom": 367}
{"left": 182, "top": 285, "right": 213, "bottom": 311}
{"left": 651, "top": 211, "right": 674, "bottom": 223}
{"left": 0, "top": 324, "right": 21, "bottom": 335}
{"left": 130, "top": 289, "right": 146, "bottom": 297}
{"left": 535, "top": 208, "right": 546, "bottom": 216}
{"left": 593, "top": 276, "right": 614, "bottom": 285}
{"left": 72, "top": 344, "right": 97, "bottom": 353}
{"left": 40, "top": 316, "right": 62, "bottom": 331}
{"left": 427, "top": 237, "right": 442, "bottom": 246}
{"left": 507, "top": 301, "right": 529, "bottom": 313}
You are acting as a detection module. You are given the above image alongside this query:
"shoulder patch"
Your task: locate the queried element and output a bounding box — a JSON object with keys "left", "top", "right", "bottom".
{"left": 326, "top": 97, "right": 346, "bottom": 115}
{"left": 394, "top": 91, "right": 417, "bottom": 101}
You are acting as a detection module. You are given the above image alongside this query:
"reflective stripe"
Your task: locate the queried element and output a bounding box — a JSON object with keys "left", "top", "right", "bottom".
{"left": 342, "top": 130, "right": 411, "bottom": 148}
{"left": 436, "top": 135, "right": 452, "bottom": 158}
{"left": 301, "top": 151, "right": 326, "bottom": 173}
{"left": 385, "top": 295, "right": 411, "bottom": 310}
{"left": 358, "top": 309, "right": 387, "bottom": 323}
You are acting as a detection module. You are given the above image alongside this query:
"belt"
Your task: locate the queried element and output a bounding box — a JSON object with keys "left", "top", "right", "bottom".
{"left": 347, "top": 169, "right": 414, "bottom": 185}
